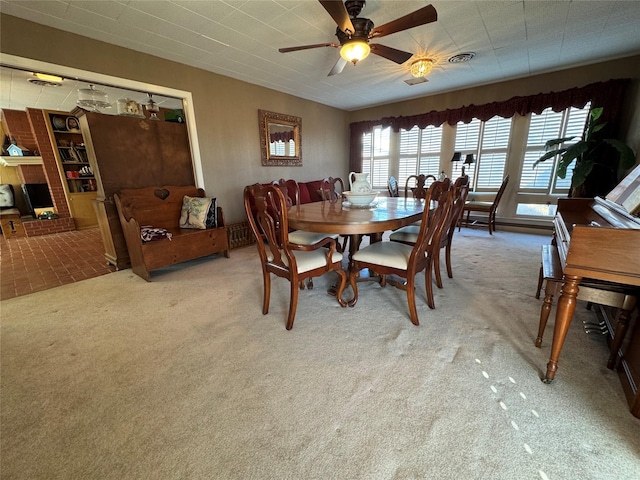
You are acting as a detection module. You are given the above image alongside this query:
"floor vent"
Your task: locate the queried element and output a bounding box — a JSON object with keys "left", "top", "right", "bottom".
{"left": 227, "top": 221, "right": 256, "bottom": 249}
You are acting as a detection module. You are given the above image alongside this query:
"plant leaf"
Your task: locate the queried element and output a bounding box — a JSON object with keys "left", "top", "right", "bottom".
{"left": 591, "top": 122, "right": 606, "bottom": 135}
{"left": 590, "top": 107, "right": 603, "bottom": 122}
{"left": 533, "top": 148, "right": 568, "bottom": 169}
{"left": 554, "top": 142, "right": 589, "bottom": 180}
{"left": 604, "top": 138, "right": 637, "bottom": 169}
{"left": 571, "top": 159, "right": 594, "bottom": 188}
{"left": 544, "top": 137, "right": 574, "bottom": 150}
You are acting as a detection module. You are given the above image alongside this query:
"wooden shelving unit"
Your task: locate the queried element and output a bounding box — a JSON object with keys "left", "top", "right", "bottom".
{"left": 43, "top": 110, "right": 98, "bottom": 229}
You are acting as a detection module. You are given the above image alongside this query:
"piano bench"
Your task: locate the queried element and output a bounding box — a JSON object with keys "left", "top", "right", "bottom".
{"left": 535, "top": 244, "right": 638, "bottom": 369}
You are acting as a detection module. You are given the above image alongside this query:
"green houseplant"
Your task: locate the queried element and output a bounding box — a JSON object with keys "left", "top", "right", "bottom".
{"left": 534, "top": 107, "right": 636, "bottom": 197}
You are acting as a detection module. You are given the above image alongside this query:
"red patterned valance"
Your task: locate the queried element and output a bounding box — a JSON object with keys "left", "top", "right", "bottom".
{"left": 349, "top": 79, "right": 630, "bottom": 172}
{"left": 351, "top": 79, "right": 629, "bottom": 134}
{"left": 270, "top": 131, "right": 294, "bottom": 143}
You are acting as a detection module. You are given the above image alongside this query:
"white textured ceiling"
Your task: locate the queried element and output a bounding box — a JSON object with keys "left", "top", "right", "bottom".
{"left": 1, "top": 0, "right": 640, "bottom": 113}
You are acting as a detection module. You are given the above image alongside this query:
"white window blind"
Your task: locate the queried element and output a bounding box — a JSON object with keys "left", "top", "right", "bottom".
{"left": 553, "top": 106, "right": 590, "bottom": 191}
{"left": 520, "top": 108, "right": 563, "bottom": 190}
{"left": 521, "top": 104, "right": 589, "bottom": 192}
{"left": 399, "top": 127, "right": 419, "bottom": 187}
{"left": 452, "top": 120, "right": 481, "bottom": 185}
{"left": 419, "top": 125, "right": 442, "bottom": 176}
{"left": 362, "top": 126, "right": 390, "bottom": 189}
{"left": 397, "top": 125, "right": 442, "bottom": 187}
{"left": 476, "top": 116, "right": 511, "bottom": 189}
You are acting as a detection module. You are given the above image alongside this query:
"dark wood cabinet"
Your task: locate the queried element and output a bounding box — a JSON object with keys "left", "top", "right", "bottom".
{"left": 79, "top": 112, "right": 195, "bottom": 269}
{"left": 617, "top": 308, "right": 640, "bottom": 417}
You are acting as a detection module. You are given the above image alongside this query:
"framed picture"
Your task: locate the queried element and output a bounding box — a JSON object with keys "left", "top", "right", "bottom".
{"left": 66, "top": 116, "right": 80, "bottom": 132}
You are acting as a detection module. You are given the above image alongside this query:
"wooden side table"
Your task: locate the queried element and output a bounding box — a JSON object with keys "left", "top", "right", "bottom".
{"left": 0, "top": 208, "right": 26, "bottom": 240}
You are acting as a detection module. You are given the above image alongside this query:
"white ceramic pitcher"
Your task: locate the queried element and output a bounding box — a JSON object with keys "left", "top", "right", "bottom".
{"left": 349, "top": 172, "right": 372, "bottom": 193}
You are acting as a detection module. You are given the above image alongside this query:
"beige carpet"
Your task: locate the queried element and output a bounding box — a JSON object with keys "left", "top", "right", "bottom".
{"left": 1, "top": 229, "right": 639, "bottom": 479}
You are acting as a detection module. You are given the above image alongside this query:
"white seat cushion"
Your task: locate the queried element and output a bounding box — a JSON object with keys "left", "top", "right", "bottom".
{"left": 288, "top": 230, "right": 339, "bottom": 245}
{"left": 389, "top": 225, "right": 420, "bottom": 244}
{"left": 352, "top": 241, "right": 414, "bottom": 270}
{"left": 268, "top": 249, "right": 343, "bottom": 273}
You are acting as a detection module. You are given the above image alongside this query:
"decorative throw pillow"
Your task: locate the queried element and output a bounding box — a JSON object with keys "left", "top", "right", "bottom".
{"left": 205, "top": 197, "right": 218, "bottom": 228}
{"left": 179, "top": 195, "right": 218, "bottom": 229}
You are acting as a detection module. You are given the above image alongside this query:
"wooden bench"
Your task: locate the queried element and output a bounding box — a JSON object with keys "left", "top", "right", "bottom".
{"left": 535, "top": 244, "right": 637, "bottom": 369}
{"left": 114, "top": 185, "right": 229, "bottom": 281}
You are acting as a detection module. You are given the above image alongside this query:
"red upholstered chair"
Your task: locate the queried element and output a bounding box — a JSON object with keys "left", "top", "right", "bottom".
{"left": 243, "top": 184, "right": 347, "bottom": 330}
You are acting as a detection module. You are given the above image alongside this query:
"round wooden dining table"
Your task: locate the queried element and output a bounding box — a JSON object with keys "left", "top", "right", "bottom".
{"left": 288, "top": 196, "right": 426, "bottom": 257}
{"left": 288, "top": 196, "right": 427, "bottom": 304}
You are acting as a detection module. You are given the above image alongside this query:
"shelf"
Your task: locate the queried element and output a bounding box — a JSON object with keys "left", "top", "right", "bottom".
{"left": 0, "top": 156, "right": 43, "bottom": 167}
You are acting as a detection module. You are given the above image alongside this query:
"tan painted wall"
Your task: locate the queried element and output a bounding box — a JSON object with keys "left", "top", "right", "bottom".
{"left": 2, "top": 13, "right": 639, "bottom": 223}
{"left": 0, "top": 14, "right": 350, "bottom": 222}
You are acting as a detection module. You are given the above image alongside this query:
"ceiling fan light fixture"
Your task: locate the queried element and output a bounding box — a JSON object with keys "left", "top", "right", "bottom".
{"left": 410, "top": 58, "right": 434, "bottom": 78}
{"left": 340, "top": 40, "right": 370, "bottom": 65}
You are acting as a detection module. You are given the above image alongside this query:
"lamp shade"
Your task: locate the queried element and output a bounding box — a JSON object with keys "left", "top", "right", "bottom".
{"left": 340, "top": 40, "right": 371, "bottom": 64}
{"left": 464, "top": 154, "right": 475, "bottom": 165}
{"left": 451, "top": 152, "right": 462, "bottom": 162}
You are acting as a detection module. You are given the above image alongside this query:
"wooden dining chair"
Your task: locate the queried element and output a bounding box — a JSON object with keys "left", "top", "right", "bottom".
{"left": 319, "top": 176, "right": 346, "bottom": 201}
{"left": 319, "top": 176, "right": 349, "bottom": 252}
{"left": 243, "top": 184, "right": 347, "bottom": 330}
{"left": 276, "top": 179, "right": 341, "bottom": 290}
{"left": 460, "top": 175, "right": 509, "bottom": 234}
{"left": 437, "top": 176, "right": 470, "bottom": 282}
{"left": 348, "top": 180, "right": 454, "bottom": 325}
{"left": 404, "top": 174, "right": 436, "bottom": 199}
{"left": 390, "top": 177, "right": 469, "bottom": 288}
{"left": 387, "top": 176, "right": 399, "bottom": 197}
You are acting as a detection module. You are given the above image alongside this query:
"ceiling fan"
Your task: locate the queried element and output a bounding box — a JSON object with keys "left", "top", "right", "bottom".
{"left": 279, "top": 0, "right": 437, "bottom": 76}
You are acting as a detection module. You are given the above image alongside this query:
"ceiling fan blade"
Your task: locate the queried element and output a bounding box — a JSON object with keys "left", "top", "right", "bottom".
{"left": 369, "top": 4, "right": 437, "bottom": 38}
{"left": 370, "top": 44, "right": 414, "bottom": 64}
{"left": 328, "top": 57, "right": 348, "bottom": 76}
{"left": 319, "top": 0, "right": 355, "bottom": 34}
{"left": 279, "top": 43, "right": 336, "bottom": 53}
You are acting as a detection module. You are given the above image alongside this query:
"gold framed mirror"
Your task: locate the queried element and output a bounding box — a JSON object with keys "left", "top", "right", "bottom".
{"left": 259, "top": 110, "right": 302, "bottom": 166}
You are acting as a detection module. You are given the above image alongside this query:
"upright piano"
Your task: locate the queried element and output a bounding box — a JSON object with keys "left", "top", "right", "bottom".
{"left": 546, "top": 164, "right": 640, "bottom": 417}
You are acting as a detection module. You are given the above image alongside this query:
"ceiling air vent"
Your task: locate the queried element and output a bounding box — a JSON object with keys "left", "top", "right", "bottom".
{"left": 27, "top": 78, "right": 61, "bottom": 87}
{"left": 448, "top": 52, "right": 475, "bottom": 63}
